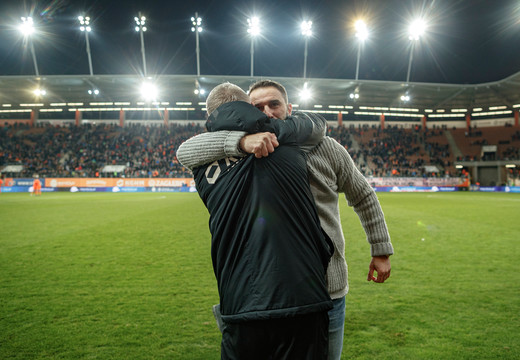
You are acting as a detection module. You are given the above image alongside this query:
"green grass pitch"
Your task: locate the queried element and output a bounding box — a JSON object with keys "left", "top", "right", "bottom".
{"left": 1, "top": 192, "right": 519, "bottom": 359}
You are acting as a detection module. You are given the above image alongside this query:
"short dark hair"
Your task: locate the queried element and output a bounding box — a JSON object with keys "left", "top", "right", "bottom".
{"left": 248, "top": 79, "right": 289, "bottom": 104}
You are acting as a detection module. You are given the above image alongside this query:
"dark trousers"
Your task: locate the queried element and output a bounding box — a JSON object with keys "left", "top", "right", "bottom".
{"left": 221, "top": 311, "right": 329, "bottom": 360}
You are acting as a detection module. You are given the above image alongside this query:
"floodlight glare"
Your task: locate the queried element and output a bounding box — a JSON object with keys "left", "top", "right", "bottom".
{"left": 301, "top": 21, "right": 312, "bottom": 37}
{"left": 191, "top": 16, "right": 203, "bottom": 32}
{"left": 301, "top": 20, "right": 313, "bottom": 79}
{"left": 247, "top": 16, "right": 261, "bottom": 76}
{"left": 355, "top": 20, "right": 368, "bottom": 41}
{"left": 400, "top": 94, "right": 410, "bottom": 102}
{"left": 349, "top": 93, "right": 360, "bottom": 100}
{"left": 20, "top": 17, "right": 39, "bottom": 76}
{"left": 78, "top": 15, "right": 91, "bottom": 32}
{"left": 408, "top": 19, "right": 426, "bottom": 41}
{"left": 19, "top": 17, "right": 35, "bottom": 36}
{"left": 140, "top": 82, "right": 158, "bottom": 101}
{"left": 247, "top": 17, "right": 260, "bottom": 36}
{"left": 300, "top": 83, "right": 312, "bottom": 100}
{"left": 33, "top": 88, "right": 46, "bottom": 96}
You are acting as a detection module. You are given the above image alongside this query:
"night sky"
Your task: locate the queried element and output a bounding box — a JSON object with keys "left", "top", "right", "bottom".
{"left": 0, "top": 0, "right": 519, "bottom": 84}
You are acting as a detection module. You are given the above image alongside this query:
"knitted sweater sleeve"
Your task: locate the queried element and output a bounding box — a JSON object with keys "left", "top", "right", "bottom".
{"left": 176, "top": 131, "right": 247, "bottom": 171}
{"left": 328, "top": 138, "right": 394, "bottom": 256}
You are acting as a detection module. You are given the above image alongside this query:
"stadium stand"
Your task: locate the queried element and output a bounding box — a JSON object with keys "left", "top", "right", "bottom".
{"left": 2, "top": 121, "right": 518, "bottom": 181}
{"left": 0, "top": 122, "right": 202, "bottom": 178}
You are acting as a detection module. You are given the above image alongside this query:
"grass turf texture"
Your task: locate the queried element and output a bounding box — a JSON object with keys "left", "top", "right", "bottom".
{"left": 0, "top": 192, "right": 518, "bottom": 359}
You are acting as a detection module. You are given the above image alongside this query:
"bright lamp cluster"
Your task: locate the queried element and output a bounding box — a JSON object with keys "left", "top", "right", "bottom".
{"left": 134, "top": 15, "right": 147, "bottom": 32}
{"left": 191, "top": 16, "right": 202, "bottom": 33}
{"left": 78, "top": 16, "right": 91, "bottom": 32}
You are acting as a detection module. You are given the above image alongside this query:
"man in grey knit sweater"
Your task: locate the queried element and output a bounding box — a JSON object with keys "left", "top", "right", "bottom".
{"left": 176, "top": 79, "right": 393, "bottom": 360}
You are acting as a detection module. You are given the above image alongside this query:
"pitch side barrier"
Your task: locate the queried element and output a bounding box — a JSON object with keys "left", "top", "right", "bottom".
{"left": 1, "top": 177, "right": 519, "bottom": 193}
{"left": 0, "top": 177, "right": 196, "bottom": 193}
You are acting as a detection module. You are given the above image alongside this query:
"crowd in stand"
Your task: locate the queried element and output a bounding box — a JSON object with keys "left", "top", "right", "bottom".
{"left": 333, "top": 125, "right": 456, "bottom": 177}
{"left": 1, "top": 121, "right": 519, "bottom": 180}
{"left": 0, "top": 122, "right": 203, "bottom": 178}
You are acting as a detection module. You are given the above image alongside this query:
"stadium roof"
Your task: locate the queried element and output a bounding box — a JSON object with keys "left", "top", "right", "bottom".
{"left": 1, "top": 72, "right": 520, "bottom": 119}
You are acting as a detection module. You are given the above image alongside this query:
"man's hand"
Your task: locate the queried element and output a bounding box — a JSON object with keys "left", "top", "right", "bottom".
{"left": 240, "top": 132, "right": 279, "bottom": 158}
{"left": 367, "top": 255, "right": 391, "bottom": 283}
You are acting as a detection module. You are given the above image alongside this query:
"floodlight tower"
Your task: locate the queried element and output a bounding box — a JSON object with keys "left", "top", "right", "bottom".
{"left": 191, "top": 13, "right": 203, "bottom": 76}
{"left": 406, "top": 19, "right": 426, "bottom": 83}
{"left": 247, "top": 17, "right": 260, "bottom": 77}
{"left": 78, "top": 16, "right": 94, "bottom": 76}
{"left": 19, "top": 17, "right": 39, "bottom": 76}
{"left": 354, "top": 20, "right": 368, "bottom": 81}
{"left": 134, "top": 12, "right": 148, "bottom": 76}
{"left": 301, "top": 21, "right": 312, "bottom": 79}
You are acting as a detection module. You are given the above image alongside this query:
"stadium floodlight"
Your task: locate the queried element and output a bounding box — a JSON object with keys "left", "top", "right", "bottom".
{"left": 194, "top": 79, "right": 205, "bottom": 96}
{"left": 349, "top": 92, "right": 360, "bottom": 100}
{"left": 354, "top": 19, "right": 368, "bottom": 81}
{"left": 19, "top": 17, "right": 39, "bottom": 76}
{"left": 78, "top": 16, "right": 94, "bottom": 76}
{"left": 400, "top": 94, "right": 410, "bottom": 102}
{"left": 140, "top": 82, "right": 158, "bottom": 101}
{"left": 134, "top": 12, "right": 148, "bottom": 76}
{"left": 247, "top": 16, "right": 260, "bottom": 77}
{"left": 191, "top": 13, "right": 203, "bottom": 76}
{"left": 33, "top": 88, "right": 46, "bottom": 97}
{"left": 88, "top": 89, "right": 100, "bottom": 96}
{"left": 19, "top": 16, "right": 35, "bottom": 35}
{"left": 406, "top": 18, "right": 426, "bottom": 83}
{"left": 301, "top": 20, "right": 312, "bottom": 79}
{"left": 299, "top": 82, "right": 312, "bottom": 101}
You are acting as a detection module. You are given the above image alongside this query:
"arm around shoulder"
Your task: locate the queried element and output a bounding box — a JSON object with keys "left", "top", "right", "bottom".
{"left": 176, "top": 130, "right": 247, "bottom": 171}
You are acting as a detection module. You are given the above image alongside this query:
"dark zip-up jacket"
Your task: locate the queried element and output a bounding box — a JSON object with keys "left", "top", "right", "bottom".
{"left": 193, "top": 101, "right": 333, "bottom": 323}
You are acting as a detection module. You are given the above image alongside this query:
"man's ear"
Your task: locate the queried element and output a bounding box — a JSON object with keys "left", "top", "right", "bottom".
{"left": 287, "top": 103, "right": 293, "bottom": 115}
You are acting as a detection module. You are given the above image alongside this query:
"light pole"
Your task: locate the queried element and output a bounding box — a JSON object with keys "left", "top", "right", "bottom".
{"left": 134, "top": 12, "right": 148, "bottom": 77}
{"left": 78, "top": 16, "right": 93, "bottom": 76}
{"left": 191, "top": 13, "right": 203, "bottom": 76}
{"left": 301, "top": 21, "right": 312, "bottom": 79}
{"left": 19, "top": 17, "right": 39, "bottom": 76}
{"left": 354, "top": 20, "right": 368, "bottom": 81}
{"left": 406, "top": 19, "right": 426, "bottom": 83}
{"left": 247, "top": 17, "right": 260, "bottom": 77}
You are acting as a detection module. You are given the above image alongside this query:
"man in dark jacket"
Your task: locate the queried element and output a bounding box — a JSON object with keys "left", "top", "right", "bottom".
{"left": 184, "top": 83, "right": 333, "bottom": 359}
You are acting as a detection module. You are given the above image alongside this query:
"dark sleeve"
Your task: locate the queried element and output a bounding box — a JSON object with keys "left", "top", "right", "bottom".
{"left": 206, "top": 101, "right": 326, "bottom": 150}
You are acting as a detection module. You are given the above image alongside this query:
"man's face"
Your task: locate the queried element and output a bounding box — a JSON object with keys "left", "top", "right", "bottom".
{"left": 249, "top": 86, "right": 292, "bottom": 120}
